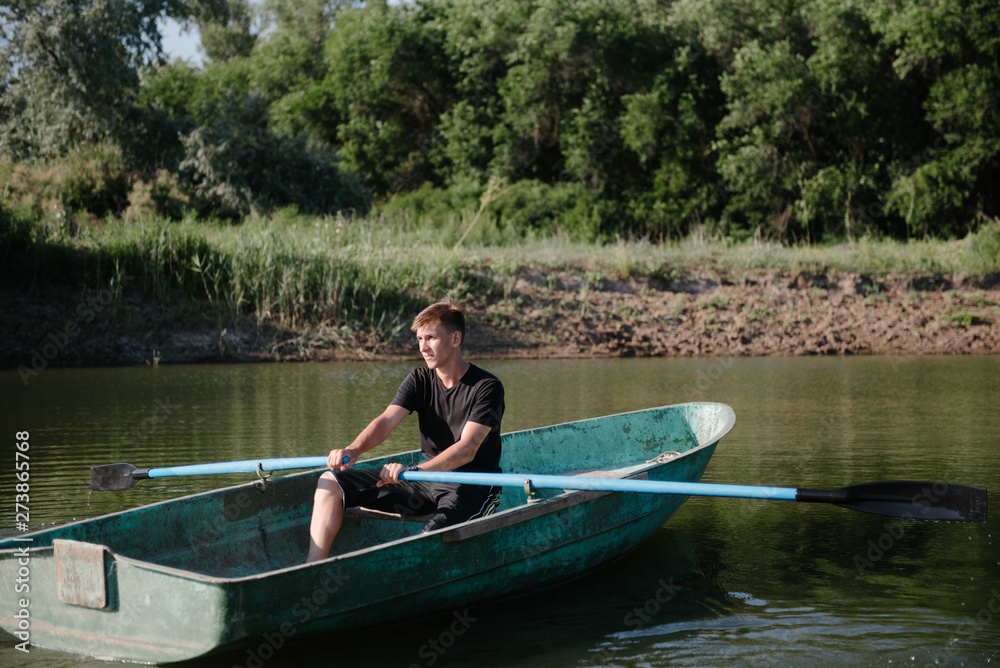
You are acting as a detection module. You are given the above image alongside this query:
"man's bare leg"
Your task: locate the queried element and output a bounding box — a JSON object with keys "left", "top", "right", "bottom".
{"left": 306, "top": 472, "right": 345, "bottom": 563}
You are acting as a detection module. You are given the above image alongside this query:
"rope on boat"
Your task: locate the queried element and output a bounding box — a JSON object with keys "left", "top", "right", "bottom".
{"left": 646, "top": 451, "right": 681, "bottom": 464}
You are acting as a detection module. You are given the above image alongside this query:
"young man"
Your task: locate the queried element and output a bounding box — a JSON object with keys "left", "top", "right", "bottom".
{"left": 305, "top": 302, "right": 504, "bottom": 563}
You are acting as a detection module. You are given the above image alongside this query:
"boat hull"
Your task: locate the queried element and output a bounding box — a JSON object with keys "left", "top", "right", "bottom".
{"left": 0, "top": 402, "right": 734, "bottom": 663}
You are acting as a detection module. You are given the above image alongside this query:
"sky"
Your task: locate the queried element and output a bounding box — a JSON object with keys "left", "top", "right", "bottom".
{"left": 159, "top": 17, "right": 204, "bottom": 65}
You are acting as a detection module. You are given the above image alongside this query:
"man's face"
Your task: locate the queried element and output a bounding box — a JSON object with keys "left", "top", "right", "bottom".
{"left": 415, "top": 322, "right": 461, "bottom": 369}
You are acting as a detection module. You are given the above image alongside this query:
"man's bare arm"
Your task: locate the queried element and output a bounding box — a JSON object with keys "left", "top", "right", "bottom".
{"left": 328, "top": 404, "right": 410, "bottom": 470}
{"left": 377, "top": 420, "right": 491, "bottom": 485}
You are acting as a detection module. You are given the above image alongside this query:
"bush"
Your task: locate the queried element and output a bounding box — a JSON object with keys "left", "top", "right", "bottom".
{"left": 61, "top": 144, "right": 132, "bottom": 218}
{"left": 488, "top": 180, "right": 607, "bottom": 242}
{"left": 0, "top": 199, "right": 36, "bottom": 274}
{"left": 374, "top": 179, "right": 613, "bottom": 245}
{"left": 123, "top": 170, "right": 192, "bottom": 222}
{"left": 962, "top": 220, "right": 1000, "bottom": 274}
{"left": 0, "top": 143, "right": 132, "bottom": 228}
{"left": 178, "top": 94, "right": 370, "bottom": 219}
{"left": 379, "top": 180, "right": 481, "bottom": 233}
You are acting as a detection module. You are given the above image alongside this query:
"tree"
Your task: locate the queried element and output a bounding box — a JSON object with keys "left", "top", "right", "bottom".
{"left": 262, "top": 0, "right": 358, "bottom": 48}
{"left": 0, "top": 0, "right": 224, "bottom": 160}
{"left": 137, "top": 6, "right": 369, "bottom": 218}
{"left": 871, "top": 0, "right": 1000, "bottom": 235}
{"left": 178, "top": 92, "right": 369, "bottom": 218}
{"left": 619, "top": 42, "right": 724, "bottom": 238}
{"left": 198, "top": 0, "right": 258, "bottom": 62}
{"left": 320, "top": 1, "right": 454, "bottom": 193}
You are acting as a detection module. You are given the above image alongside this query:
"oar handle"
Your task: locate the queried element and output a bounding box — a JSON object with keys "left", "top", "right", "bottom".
{"left": 795, "top": 488, "right": 848, "bottom": 503}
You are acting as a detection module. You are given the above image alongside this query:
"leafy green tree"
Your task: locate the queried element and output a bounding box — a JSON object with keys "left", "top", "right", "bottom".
{"left": 425, "top": 0, "right": 526, "bottom": 187}
{"left": 8, "top": 0, "right": 998, "bottom": 236}
{"left": 431, "top": 0, "right": 719, "bottom": 237}
{"left": 619, "top": 43, "right": 724, "bottom": 238}
{"left": 321, "top": 1, "right": 454, "bottom": 193}
{"left": 699, "top": 0, "right": 936, "bottom": 240}
{"left": 0, "top": 0, "right": 224, "bottom": 160}
{"left": 263, "top": 0, "right": 358, "bottom": 47}
{"left": 714, "top": 38, "right": 814, "bottom": 236}
{"left": 178, "top": 93, "right": 368, "bottom": 218}
{"left": 666, "top": 0, "right": 811, "bottom": 71}
{"left": 795, "top": 0, "right": 917, "bottom": 240}
{"left": 871, "top": 0, "right": 1000, "bottom": 236}
{"left": 137, "top": 5, "right": 369, "bottom": 219}
{"left": 198, "top": 0, "right": 258, "bottom": 62}
{"left": 137, "top": 55, "right": 254, "bottom": 173}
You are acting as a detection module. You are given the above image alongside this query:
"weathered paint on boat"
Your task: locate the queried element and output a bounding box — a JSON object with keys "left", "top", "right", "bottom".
{"left": 0, "top": 402, "right": 735, "bottom": 663}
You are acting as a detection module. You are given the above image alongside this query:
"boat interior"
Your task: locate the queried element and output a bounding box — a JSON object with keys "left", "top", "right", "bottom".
{"left": 3, "top": 404, "right": 733, "bottom": 579}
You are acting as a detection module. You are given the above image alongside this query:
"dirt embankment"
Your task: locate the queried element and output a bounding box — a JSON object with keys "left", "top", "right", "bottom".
{"left": 464, "top": 268, "right": 1000, "bottom": 359}
{"left": 2, "top": 268, "right": 999, "bottom": 374}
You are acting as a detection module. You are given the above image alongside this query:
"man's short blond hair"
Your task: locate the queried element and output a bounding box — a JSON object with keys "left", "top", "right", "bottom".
{"left": 411, "top": 302, "right": 466, "bottom": 341}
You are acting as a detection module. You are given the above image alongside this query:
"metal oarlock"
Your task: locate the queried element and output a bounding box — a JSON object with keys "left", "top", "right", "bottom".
{"left": 254, "top": 462, "right": 273, "bottom": 491}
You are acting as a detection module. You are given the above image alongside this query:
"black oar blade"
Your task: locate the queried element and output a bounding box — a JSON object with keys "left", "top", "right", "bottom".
{"left": 90, "top": 463, "right": 149, "bottom": 492}
{"left": 797, "top": 481, "right": 987, "bottom": 523}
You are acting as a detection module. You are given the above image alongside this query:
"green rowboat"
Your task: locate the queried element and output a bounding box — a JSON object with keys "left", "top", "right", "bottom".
{"left": 0, "top": 402, "right": 735, "bottom": 663}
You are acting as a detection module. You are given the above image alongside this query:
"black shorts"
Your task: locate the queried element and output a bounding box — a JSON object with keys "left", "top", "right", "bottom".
{"left": 333, "top": 468, "right": 502, "bottom": 532}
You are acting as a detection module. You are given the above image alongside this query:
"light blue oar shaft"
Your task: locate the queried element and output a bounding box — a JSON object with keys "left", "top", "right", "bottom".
{"left": 144, "top": 457, "right": 796, "bottom": 500}
{"left": 146, "top": 457, "right": 328, "bottom": 478}
{"left": 401, "top": 470, "right": 797, "bottom": 500}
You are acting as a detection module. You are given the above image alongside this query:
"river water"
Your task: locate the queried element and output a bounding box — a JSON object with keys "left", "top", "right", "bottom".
{"left": 1, "top": 356, "right": 998, "bottom": 667}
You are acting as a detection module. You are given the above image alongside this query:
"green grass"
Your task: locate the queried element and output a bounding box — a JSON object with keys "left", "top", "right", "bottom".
{"left": 939, "top": 310, "right": 990, "bottom": 328}
{"left": 446, "top": 233, "right": 969, "bottom": 278}
{"left": 2, "top": 204, "right": 997, "bottom": 341}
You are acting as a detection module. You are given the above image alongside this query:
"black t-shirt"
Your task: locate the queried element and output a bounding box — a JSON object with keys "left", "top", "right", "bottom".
{"left": 390, "top": 364, "right": 504, "bottom": 473}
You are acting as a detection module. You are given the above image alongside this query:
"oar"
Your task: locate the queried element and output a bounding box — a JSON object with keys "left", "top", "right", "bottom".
{"left": 403, "top": 471, "right": 987, "bottom": 523}
{"left": 90, "top": 457, "right": 330, "bottom": 492}
{"left": 90, "top": 458, "right": 987, "bottom": 523}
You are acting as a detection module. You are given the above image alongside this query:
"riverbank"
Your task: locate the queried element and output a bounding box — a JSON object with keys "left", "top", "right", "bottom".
{"left": 4, "top": 264, "right": 998, "bottom": 375}
{"left": 463, "top": 266, "right": 1000, "bottom": 358}
{"left": 3, "top": 213, "right": 999, "bottom": 373}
